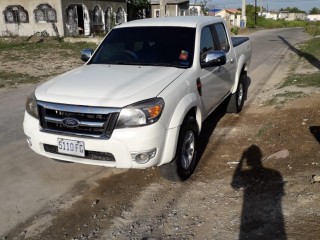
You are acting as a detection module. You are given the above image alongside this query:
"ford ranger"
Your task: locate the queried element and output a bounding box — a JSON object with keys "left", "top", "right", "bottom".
{"left": 24, "top": 16, "right": 251, "bottom": 181}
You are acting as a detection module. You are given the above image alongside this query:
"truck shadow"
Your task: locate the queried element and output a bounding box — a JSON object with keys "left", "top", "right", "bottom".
{"left": 196, "top": 76, "right": 251, "bottom": 162}
{"left": 278, "top": 35, "right": 320, "bottom": 70}
{"left": 310, "top": 126, "right": 320, "bottom": 143}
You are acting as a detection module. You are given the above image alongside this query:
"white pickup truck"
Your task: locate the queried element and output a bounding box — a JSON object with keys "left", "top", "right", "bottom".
{"left": 24, "top": 16, "right": 251, "bottom": 181}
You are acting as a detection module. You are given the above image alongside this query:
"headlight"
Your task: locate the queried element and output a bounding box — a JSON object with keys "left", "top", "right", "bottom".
{"left": 25, "top": 91, "right": 39, "bottom": 119}
{"left": 116, "top": 98, "right": 164, "bottom": 128}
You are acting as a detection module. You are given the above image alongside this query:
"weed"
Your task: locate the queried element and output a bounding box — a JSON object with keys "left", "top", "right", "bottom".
{"left": 280, "top": 73, "right": 320, "bottom": 88}
{"left": 0, "top": 38, "right": 97, "bottom": 55}
{"left": 256, "top": 122, "right": 273, "bottom": 138}
{"left": 0, "top": 71, "right": 40, "bottom": 86}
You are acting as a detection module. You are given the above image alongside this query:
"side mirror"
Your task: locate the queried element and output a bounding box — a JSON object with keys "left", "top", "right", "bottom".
{"left": 81, "top": 48, "right": 94, "bottom": 62}
{"left": 201, "top": 50, "right": 226, "bottom": 68}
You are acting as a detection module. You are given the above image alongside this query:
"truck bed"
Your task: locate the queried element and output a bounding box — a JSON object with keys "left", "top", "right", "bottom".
{"left": 231, "top": 37, "right": 250, "bottom": 47}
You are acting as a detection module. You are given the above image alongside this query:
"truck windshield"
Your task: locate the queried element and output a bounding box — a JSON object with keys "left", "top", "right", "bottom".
{"left": 90, "top": 27, "right": 195, "bottom": 68}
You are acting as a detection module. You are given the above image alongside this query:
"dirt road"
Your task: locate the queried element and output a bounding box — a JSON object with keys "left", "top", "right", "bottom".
{"left": 1, "top": 28, "right": 320, "bottom": 239}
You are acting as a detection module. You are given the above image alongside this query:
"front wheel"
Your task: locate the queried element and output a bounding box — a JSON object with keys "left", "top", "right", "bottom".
{"left": 159, "top": 116, "right": 198, "bottom": 182}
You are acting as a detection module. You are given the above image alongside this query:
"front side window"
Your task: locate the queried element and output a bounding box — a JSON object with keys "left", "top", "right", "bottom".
{"left": 200, "top": 26, "right": 215, "bottom": 55}
{"left": 90, "top": 27, "right": 196, "bottom": 68}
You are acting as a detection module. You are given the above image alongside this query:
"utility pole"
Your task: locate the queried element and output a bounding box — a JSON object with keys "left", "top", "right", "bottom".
{"left": 160, "top": 0, "right": 166, "bottom": 17}
{"left": 254, "top": 0, "right": 257, "bottom": 25}
{"left": 241, "top": 0, "right": 246, "bottom": 27}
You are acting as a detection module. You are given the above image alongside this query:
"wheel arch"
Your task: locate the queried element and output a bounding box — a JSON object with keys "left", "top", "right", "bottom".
{"left": 231, "top": 56, "right": 248, "bottom": 94}
{"left": 168, "top": 93, "right": 202, "bottom": 133}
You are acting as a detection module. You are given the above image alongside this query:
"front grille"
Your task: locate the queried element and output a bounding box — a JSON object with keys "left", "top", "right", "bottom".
{"left": 44, "top": 144, "right": 116, "bottom": 161}
{"left": 38, "top": 101, "right": 120, "bottom": 138}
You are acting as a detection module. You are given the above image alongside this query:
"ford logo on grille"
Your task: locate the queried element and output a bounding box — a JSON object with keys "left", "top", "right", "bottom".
{"left": 62, "top": 118, "right": 80, "bottom": 127}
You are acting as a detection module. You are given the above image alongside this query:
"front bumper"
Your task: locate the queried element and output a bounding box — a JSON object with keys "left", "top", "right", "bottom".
{"left": 23, "top": 112, "right": 179, "bottom": 169}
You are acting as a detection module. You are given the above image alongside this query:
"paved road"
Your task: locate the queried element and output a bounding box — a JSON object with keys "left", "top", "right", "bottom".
{"left": 0, "top": 28, "right": 309, "bottom": 236}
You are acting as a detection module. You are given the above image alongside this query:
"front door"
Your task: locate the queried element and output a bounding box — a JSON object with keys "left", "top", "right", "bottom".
{"left": 199, "top": 26, "right": 232, "bottom": 115}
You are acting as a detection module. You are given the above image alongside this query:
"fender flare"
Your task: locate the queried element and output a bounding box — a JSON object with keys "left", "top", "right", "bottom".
{"left": 168, "top": 92, "right": 202, "bottom": 131}
{"left": 231, "top": 55, "right": 247, "bottom": 94}
{"left": 159, "top": 93, "right": 202, "bottom": 165}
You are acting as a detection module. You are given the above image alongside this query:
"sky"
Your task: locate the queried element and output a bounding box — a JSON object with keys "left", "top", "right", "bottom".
{"left": 203, "top": 0, "right": 320, "bottom": 13}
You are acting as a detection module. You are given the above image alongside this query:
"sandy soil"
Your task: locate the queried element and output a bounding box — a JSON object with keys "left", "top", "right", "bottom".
{"left": 2, "top": 36, "right": 320, "bottom": 240}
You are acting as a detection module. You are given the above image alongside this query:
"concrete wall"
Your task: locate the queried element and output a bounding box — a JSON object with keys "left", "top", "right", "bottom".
{"left": 61, "top": 0, "right": 127, "bottom": 36}
{"left": 151, "top": 2, "right": 188, "bottom": 18}
{"left": 0, "top": 0, "right": 63, "bottom": 37}
{"left": 0, "top": 0, "right": 126, "bottom": 37}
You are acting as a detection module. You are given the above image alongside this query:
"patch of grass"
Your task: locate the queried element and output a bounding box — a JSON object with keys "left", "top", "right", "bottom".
{"left": 0, "top": 71, "right": 40, "bottom": 87}
{"left": 264, "top": 91, "right": 306, "bottom": 107}
{"left": 280, "top": 73, "right": 320, "bottom": 88}
{"left": 247, "top": 17, "right": 308, "bottom": 29}
{"left": 0, "top": 38, "right": 97, "bottom": 56}
{"left": 305, "top": 22, "right": 320, "bottom": 36}
{"left": 275, "top": 91, "right": 306, "bottom": 98}
{"left": 300, "top": 37, "right": 320, "bottom": 59}
{"left": 256, "top": 122, "right": 273, "bottom": 138}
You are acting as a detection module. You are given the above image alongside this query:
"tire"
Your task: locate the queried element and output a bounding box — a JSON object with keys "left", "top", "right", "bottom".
{"left": 159, "top": 116, "right": 198, "bottom": 182}
{"left": 227, "top": 72, "right": 246, "bottom": 113}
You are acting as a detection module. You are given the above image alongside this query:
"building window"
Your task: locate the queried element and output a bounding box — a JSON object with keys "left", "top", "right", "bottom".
{"left": 3, "top": 5, "right": 29, "bottom": 23}
{"left": 190, "top": 7, "right": 198, "bottom": 16}
{"left": 154, "top": 9, "right": 160, "bottom": 18}
{"left": 34, "top": 4, "right": 57, "bottom": 23}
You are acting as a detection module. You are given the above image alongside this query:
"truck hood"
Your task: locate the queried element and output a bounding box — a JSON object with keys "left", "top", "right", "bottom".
{"left": 35, "top": 64, "right": 186, "bottom": 107}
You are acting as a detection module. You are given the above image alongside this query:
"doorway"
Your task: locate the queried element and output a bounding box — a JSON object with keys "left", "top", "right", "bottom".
{"left": 66, "top": 4, "right": 90, "bottom": 36}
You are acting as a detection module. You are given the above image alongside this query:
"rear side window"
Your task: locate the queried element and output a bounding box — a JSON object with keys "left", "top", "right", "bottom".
{"left": 213, "top": 23, "right": 230, "bottom": 52}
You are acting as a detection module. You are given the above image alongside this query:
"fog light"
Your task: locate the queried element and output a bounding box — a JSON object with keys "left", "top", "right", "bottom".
{"left": 131, "top": 148, "right": 157, "bottom": 164}
{"left": 26, "top": 136, "right": 32, "bottom": 147}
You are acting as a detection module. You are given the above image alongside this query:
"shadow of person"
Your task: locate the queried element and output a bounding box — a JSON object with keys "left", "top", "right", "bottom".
{"left": 231, "top": 145, "right": 286, "bottom": 240}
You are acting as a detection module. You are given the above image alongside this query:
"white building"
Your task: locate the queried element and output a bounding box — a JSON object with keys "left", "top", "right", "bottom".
{"left": 307, "top": 14, "right": 320, "bottom": 21}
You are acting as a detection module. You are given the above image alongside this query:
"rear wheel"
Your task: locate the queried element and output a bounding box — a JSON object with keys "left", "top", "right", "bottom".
{"left": 227, "top": 72, "right": 246, "bottom": 113}
{"left": 159, "top": 116, "right": 198, "bottom": 182}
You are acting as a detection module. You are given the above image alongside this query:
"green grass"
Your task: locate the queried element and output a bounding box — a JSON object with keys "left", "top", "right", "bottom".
{"left": 280, "top": 73, "right": 320, "bottom": 88}
{"left": 0, "top": 37, "right": 98, "bottom": 86}
{"left": 246, "top": 17, "right": 320, "bottom": 37}
{"left": 279, "top": 37, "right": 320, "bottom": 89}
{"left": 300, "top": 37, "right": 320, "bottom": 59}
{"left": 256, "top": 122, "right": 273, "bottom": 138}
{"left": 0, "top": 38, "right": 97, "bottom": 54}
{"left": 247, "top": 17, "right": 309, "bottom": 29}
{"left": 305, "top": 22, "right": 320, "bottom": 36}
{"left": 0, "top": 71, "right": 40, "bottom": 87}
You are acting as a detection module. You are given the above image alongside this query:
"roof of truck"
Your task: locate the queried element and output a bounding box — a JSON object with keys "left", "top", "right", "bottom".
{"left": 115, "top": 16, "right": 223, "bottom": 28}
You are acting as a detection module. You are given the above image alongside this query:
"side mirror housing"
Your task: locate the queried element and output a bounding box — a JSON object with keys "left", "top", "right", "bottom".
{"left": 201, "top": 50, "right": 226, "bottom": 68}
{"left": 81, "top": 48, "right": 94, "bottom": 62}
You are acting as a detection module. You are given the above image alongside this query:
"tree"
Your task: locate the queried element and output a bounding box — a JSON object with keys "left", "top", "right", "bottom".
{"left": 280, "top": 7, "right": 305, "bottom": 14}
{"left": 245, "top": 4, "right": 259, "bottom": 27}
{"left": 310, "top": 7, "right": 320, "bottom": 14}
{"left": 127, "top": 0, "right": 150, "bottom": 21}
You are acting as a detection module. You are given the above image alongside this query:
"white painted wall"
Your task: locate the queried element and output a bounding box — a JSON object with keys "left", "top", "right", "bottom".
{"left": 0, "top": 0, "right": 64, "bottom": 37}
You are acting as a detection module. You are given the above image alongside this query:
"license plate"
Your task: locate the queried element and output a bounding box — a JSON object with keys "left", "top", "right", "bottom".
{"left": 57, "top": 138, "right": 85, "bottom": 157}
